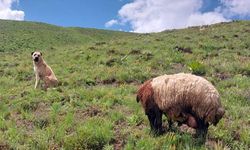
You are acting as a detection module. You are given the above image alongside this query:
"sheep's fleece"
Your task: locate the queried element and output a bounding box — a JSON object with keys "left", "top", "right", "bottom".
{"left": 139, "top": 73, "right": 224, "bottom": 125}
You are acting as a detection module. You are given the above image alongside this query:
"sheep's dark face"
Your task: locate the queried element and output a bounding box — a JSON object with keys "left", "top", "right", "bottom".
{"left": 213, "top": 107, "right": 225, "bottom": 125}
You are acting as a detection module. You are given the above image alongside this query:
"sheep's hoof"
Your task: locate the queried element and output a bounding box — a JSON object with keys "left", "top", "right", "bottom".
{"left": 168, "top": 127, "right": 175, "bottom": 132}
{"left": 150, "top": 128, "right": 163, "bottom": 136}
{"left": 168, "top": 125, "right": 177, "bottom": 132}
{"left": 194, "top": 129, "right": 207, "bottom": 144}
{"left": 194, "top": 136, "right": 207, "bottom": 145}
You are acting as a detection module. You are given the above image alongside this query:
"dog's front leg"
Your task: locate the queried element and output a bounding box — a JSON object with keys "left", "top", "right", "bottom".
{"left": 35, "top": 74, "right": 40, "bottom": 89}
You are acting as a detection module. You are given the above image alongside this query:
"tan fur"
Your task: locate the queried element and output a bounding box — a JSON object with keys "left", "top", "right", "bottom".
{"left": 31, "top": 51, "right": 58, "bottom": 90}
{"left": 151, "top": 73, "right": 224, "bottom": 125}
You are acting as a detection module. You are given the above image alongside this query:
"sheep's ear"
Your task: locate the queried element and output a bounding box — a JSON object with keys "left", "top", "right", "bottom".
{"left": 31, "top": 52, "right": 34, "bottom": 56}
{"left": 136, "top": 95, "right": 140, "bottom": 103}
{"left": 217, "top": 108, "right": 225, "bottom": 117}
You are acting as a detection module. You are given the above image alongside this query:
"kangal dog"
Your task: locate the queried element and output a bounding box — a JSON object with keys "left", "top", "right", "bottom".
{"left": 31, "top": 51, "right": 58, "bottom": 90}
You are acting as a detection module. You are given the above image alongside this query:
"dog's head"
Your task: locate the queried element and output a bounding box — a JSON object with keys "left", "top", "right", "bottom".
{"left": 31, "top": 51, "right": 42, "bottom": 63}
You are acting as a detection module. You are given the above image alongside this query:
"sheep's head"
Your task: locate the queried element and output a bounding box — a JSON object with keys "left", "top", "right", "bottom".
{"left": 213, "top": 107, "right": 225, "bottom": 126}
{"left": 137, "top": 79, "right": 163, "bottom": 134}
{"left": 136, "top": 79, "right": 155, "bottom": 112}
{"left": 205, "top": 106, "right": 225, "bottom": 126}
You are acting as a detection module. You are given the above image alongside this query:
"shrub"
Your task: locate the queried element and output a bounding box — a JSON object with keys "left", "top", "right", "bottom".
{"left": 188, "top": 61, "right": 206, "bottom": 75}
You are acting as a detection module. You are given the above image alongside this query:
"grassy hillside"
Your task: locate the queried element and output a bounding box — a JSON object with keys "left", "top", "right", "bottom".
{"left": 0, "top": 19, "right": 249, "bottom": 149}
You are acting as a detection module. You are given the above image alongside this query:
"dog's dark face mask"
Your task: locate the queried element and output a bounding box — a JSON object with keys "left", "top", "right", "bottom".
{"left": 31, "top": 51, "right": 42, "bottom": 63}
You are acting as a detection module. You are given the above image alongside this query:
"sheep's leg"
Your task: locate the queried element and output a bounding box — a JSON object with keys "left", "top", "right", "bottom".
{"left": 154, "top": 109, "right": 163, "bottom": 134}
{"left": 197, "top": 124, "right": 208, "bottom": 138}
{"left": 196, "top": 119, "right": 209, "bottom": 142}
{"left": 147, "top": 108, "right": 163, "bottom": 135}
{"left": 147, "top": 111, "right": 155, "bottom": 130}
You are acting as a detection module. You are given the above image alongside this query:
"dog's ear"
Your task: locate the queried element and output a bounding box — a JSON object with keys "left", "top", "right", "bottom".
{"left": 31, "top": 52, "right": 34, "bottom": 56}
{"left": 40, "top": 52, "right": 42, "bottom": 56}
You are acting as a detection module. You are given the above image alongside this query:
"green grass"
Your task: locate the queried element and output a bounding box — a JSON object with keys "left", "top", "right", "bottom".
{"left": 0, "top": 19, "right": 249, "bottom": 149}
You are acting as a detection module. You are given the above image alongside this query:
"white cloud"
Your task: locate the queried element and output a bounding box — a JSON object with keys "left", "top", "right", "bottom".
{"left": 220, "top": 0, "right": 250, "bottom": 17}
{"left": 0, "top": 0, "right": 24, "bottom": 20}
{"left": 105, "top": 19, "right": 118, "bottom": 27}
{"left": 187, "top": 12, "right": 228, "bottom": 27}
{"left": 108, "top": 0, "right": 229, "bottom": 33}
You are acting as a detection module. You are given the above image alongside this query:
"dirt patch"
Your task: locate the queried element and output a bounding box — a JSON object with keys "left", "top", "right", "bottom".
{"left": 95, "top": 78, "right": 140, "bottom": 87}
{"left": 10, "top": 111, "right": 34, "bottom": 133}
{"left": 48, "top": 143, "right": 60, "bottom": 150}
{"left": 101, "top": 78, "right": 117, "bottom": 85}
{"left": 88, "top": 46, "right": 97, "bottom": 50}
{"left": 106, "top": 58, "right": 120, "bottom": 67}
{"left": 111, "top": 104, "right": 140, "bottom": 150}
{"left": 95, "top": 41, "right": 106, "bottom": 46}
{"left": 174, "top": 46, "right": 193, "bottom": 54}
{"left": 0, "top": 143, "right": 10, "bottom": 150}
{"left": 129, "top": 49, "right": 142, "bottom": 55}
{"left": 232, "top": 130, "right": 241, "bottom": 141}
{"left": 238, "top": 56, "right": 250, "bottom": 62}
{"left": 9, "top": 95, "right": 18, "bottom": 100}
{"left": 155, "top": 38, "right": 163, "bottom": 41}
{"left": 233, "top": 34, "right": 239, "bottom": 38}
{"left": 95, "top": 78, "right": 119, "bottom": 87}
{"left": 33, "top": 102, "right": 50, "bottom": 118}
{"left": 213, "top": 35, "right": 226, "bottom": 40}
{"left": 112, "top": 120, "right": 128, "bottom": 150}
{"left": 244, "top": 29, "right": 250, "bottom": 33}
{"left": 75, "top": 106, "right": 106, "bottom": 120}
{"left": 184, "top": 36, "right": 191, "bottom": 40}
{"left": 20, "top": 91, "right": 29, "bottom": 97}
{"left": 168, "top": 63, "right": 186, "bottom": 74}
{"left": 107, "top": 49, "right": 116, "bottom": 54}
{"left": 107, "top": 49, "right": 124, "bottom": 56}
{"left": 214, "top": 72, "right": 231, "bottom": 80}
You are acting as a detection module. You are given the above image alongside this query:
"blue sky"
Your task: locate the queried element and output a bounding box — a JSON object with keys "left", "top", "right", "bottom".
{"left": 14, "top": 0, "right": 132, "bottom": 31}
{"left": 1, "top": 0, "right": 250, "bottom": 33}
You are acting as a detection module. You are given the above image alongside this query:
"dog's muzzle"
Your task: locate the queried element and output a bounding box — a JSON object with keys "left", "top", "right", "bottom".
{"left": 34, "top": 57, "right": 39, "bottom": 62}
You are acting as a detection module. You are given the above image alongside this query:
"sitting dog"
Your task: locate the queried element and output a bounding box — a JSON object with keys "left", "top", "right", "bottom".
{"left": 31, "top": 51, "right": 58, "bottom": 90}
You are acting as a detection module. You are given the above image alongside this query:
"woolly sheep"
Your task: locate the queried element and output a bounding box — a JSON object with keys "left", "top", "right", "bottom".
{"left": 136, "top": 73, "right": 225, "bottom": 137}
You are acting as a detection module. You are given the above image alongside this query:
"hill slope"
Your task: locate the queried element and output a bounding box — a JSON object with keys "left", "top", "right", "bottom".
{"left": 0, "top": 20, "right": 133, "bottom": 52}
{"left": 0, "top": 19, "right": 249, "bottom": 149}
